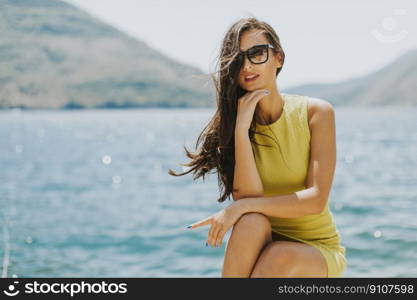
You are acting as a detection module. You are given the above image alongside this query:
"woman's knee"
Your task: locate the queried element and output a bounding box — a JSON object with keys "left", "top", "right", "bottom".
{"left": 234, "top": 212, "right": 271, "bottom": 236}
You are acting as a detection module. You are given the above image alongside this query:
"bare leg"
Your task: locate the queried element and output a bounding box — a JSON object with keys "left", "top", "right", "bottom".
{"left": 249, "top": 241, "right": 328, "bottom": 277}
{"left": 221, "top": 212, "right": 272, "bottom": 277}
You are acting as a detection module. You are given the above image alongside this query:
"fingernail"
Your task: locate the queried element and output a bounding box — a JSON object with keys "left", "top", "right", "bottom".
{"left": 264, "top": 90, "right": 270, "bottom": 94}
{"left": 186, "top": 225, "right": 192, "bottom": 228}
{"left": 205, "top": 242, "right": 208, "bottom": 247}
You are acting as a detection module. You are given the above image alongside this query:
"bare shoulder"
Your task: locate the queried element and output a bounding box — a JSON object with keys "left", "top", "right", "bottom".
{"left": 307, "top": 97, "right": 335, "bottom": 127}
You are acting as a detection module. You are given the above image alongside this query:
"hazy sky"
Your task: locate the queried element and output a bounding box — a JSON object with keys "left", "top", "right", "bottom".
{"left": 65, "top": 0, "right": 416, "bottom": 88}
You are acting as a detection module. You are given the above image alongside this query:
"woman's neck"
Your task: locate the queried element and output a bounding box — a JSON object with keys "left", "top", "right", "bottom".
{"left": 254, "top": 86, "right": 284, "bottom": 125}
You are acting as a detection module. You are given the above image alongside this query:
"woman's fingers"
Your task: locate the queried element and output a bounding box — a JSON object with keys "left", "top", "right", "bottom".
{"left": 212, "top": 223, "right": 222, "bottom": 247}
{"left": 207, "top": 222, "right": 214, "bottom": 246}
{"left": 208, "top": 222, "right": 220, "bottom": 247}
{"left": 235, "top": 89, "right": 269, "bottom": 131}
{"left": 244, "top": 89, "right": 270, "bottom": 112}
{"left": 248, "top": 89, "right": 270, "bottom": 102}
{"left": 187, "top": 208, "right": 239, "bottom": 248}
{"left": 251, "top": 90, "right": 270, "bottom": 108}
{"left": 215, "top": 229, "right": 226, "bottom": 248}
{"left": 188, "top": 216, "right": 212, "bottom": 229}
{"left": 211, "top": 221, "right": 227, "bottom": 248}
{"left": 239, "top": 89, "right": 269, "bottom": 104}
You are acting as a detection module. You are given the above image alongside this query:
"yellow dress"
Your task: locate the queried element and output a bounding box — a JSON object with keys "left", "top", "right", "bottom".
{"left": 250, "top": 93, "right": 347, "bottom": 277}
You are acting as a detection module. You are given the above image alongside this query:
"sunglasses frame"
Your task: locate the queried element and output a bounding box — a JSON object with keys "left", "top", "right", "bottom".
{"left": 238, "top": 43, "right": 275, "bottom": 65}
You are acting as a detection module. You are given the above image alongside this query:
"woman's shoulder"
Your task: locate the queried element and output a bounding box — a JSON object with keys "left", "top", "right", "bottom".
{"left": 306, "top": 96, "right": 334, "bottom": 127}
{"left": 283, "top": 93, "right": 334, "bottom": 125}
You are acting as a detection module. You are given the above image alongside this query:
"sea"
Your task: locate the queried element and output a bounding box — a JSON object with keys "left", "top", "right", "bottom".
{"left": 1, "top": 106, "right": 416, "bottom": 277}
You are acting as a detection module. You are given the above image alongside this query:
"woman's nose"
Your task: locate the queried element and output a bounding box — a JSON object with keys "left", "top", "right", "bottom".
{"left": 242, "top": 56, "right": 253, "bottom": 71}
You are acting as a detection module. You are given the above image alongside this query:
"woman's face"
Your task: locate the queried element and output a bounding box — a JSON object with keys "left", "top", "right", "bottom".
{"left": 237, "top": 30, "right": 281, "bottom": 92}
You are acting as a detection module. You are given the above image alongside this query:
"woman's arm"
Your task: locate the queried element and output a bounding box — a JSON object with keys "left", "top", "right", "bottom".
{"left": 233, "top": 99, "right": 336, "bottom": 217}
{"left": 232, "top": 89, "right": 270, "bottom": 201}
{"left": 234, "top": 188, "right": 321, "bottom": 218}
{"left": 232, "top": 128, "right": 264, "bottom": 201}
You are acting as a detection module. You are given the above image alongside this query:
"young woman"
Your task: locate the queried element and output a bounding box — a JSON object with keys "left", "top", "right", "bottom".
{"left": 168, "top": 17, "right": 347, "bottom": 278}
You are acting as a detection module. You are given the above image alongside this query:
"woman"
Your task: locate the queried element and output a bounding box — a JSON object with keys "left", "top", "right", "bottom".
{"left": 168, "top": 17, "right": 347, "bottom": 278}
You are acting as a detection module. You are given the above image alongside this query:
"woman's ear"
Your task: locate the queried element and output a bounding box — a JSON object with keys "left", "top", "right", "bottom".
{"left": 274, "top": 52, "right": 282, "bottom": 68}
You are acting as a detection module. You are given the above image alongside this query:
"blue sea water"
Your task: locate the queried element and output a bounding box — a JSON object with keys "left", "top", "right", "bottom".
{"left": 0, "top": 106, "right": 416, "bottom": 278}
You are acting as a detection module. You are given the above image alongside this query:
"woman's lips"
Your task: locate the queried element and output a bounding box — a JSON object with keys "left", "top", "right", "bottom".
{"left": 244, "top": 74, "right": 259, "bottom": 82}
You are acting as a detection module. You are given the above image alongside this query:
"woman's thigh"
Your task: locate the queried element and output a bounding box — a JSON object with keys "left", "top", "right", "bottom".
{"left": 251, "top": 238, "right": 328, "bottom": 277}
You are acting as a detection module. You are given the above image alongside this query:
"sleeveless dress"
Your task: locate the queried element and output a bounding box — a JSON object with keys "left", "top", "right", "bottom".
{"left": 250, "top": 93, "right": 347, "bottom": 278}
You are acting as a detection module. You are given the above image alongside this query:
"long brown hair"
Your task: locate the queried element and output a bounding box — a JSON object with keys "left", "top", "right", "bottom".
{"left": 168, "top": 16, "right": 286, "bottom": 203}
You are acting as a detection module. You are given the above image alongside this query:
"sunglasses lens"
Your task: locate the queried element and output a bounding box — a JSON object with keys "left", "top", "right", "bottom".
{"left": 248, "top": 46, "right": 268, "bottom": 63}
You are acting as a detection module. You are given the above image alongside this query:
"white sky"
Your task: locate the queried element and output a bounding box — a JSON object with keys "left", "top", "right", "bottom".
{"left": 64, "top": 0, "right": 416, "bottom": 88}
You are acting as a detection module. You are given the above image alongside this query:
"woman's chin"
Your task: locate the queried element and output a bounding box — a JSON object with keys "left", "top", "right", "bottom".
{"left": 242, "top": 85, "right": 258, "bottom": 91}
{"left": 239, "top": 83, "right": 264, "bottom": 92}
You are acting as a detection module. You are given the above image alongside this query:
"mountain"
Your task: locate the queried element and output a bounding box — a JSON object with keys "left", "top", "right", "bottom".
{"left": 283, "top": 48, "right": 417, "bottom": 107}
{"left": 1, "top": 0, "right": 415, "bottom": 109}
{"left": 0, "top": 0, "right": 214, "bottom": 109}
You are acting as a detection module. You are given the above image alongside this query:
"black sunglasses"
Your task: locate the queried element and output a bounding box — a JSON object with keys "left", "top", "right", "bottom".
{"left": 237, "top": 43, "right": 275, "bottom": 65}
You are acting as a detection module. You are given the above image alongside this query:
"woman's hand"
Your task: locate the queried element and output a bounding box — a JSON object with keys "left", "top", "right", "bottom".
{"left": 235, "top": 89, "right": 270, "bottom": 132}
{"left": 187, "top": 202, "right": 245, "bottom": 248}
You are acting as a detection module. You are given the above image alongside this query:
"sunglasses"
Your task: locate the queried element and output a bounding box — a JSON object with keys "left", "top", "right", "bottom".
{"left": 237, "top": 43, "right": 275, "bottom": 65}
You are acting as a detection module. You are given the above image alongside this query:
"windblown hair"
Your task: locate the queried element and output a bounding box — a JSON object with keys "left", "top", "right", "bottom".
{"left": 168, "top": 16, "right": 286, "bottom": 203}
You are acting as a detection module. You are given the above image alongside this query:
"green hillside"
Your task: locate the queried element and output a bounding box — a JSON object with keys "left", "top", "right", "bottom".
{"left": 0, "top": 0, "right": 214, "bottom": 109}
